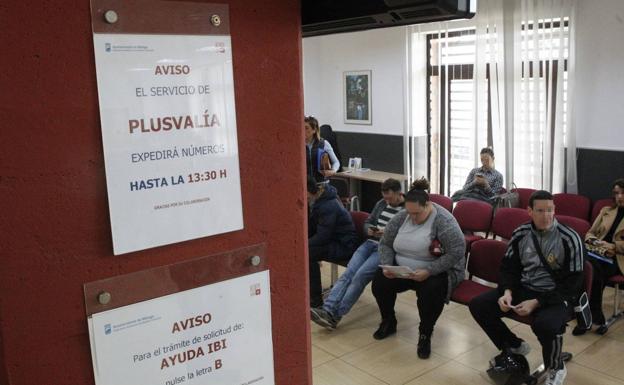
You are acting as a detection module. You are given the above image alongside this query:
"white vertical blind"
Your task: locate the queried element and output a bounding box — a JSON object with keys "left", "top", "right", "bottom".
{"left": 407, "top": 0, "right": 575, "bottom": 195}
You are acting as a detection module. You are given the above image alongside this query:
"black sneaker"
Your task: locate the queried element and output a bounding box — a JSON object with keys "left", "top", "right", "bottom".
{"left": 572, "top": 325, "right": 588, "bottom": 336}
{"left": 310, "top": 307, "right": 338, "bottom": 329}
{"left": 417, "top": 334, "right": 431, "bottom": 359}
{"left": 373, "top": 318, "right": 397, "bottom": 340}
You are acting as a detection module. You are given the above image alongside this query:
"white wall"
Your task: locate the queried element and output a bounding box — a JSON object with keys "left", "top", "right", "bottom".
{"left": 303, "top": 27, "right": 407, "bottom": 136}
{"left": 304, "top": 0, "right": 624, "bottom": 151}
{"left": 574, "top": 0, "right": 624, "bottom": 151}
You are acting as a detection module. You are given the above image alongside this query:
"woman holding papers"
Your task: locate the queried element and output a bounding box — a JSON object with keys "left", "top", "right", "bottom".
{"left": 575, "top": 178, "right": 624, "bottom": 335}
{"left": 371, "top": 178, "right": 465, "bottom": 359}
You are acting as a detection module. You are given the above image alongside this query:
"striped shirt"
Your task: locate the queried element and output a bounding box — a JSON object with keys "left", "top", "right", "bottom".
{"left": 377, "top": 205, "right": 402, "bottom": 230}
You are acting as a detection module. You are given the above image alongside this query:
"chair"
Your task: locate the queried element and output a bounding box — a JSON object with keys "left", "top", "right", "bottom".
{"left": 491, "top": 208, "right": 531, "bottom": 241}
{"left": 606, "top": 275, "right": 624, "bottom": 329}
{"left": 591, "top": 198, "right": 613, "bottom": 223}
{"left": 329, "top": 210, "right": 369, "bottom": 285}
{"left": 553, "top": 193, "right": 591, "bottom": 221}
{"left": 451, "top": 239, "right": 507, "bottom": 305}
{"left": 329, "top": 177, "right": 360, "bottom": 211}
{"left": 452, "top": 200, "right": 493, "bottom": 252}
{"left": 430, "top": 193, "right": 453, "bottom": 212}
{"left": 555, "top": 215, "right": 591, "bottom": 238}
{"left": 514, "top": 188, "right": 536, "bottom": 209}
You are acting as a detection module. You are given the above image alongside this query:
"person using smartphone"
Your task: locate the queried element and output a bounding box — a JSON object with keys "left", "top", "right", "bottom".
{"left": 311, "top": 178, "right": 405, "bottom": 330}
{"left": 451, "top": 147, "right": 504, "bottom": 204}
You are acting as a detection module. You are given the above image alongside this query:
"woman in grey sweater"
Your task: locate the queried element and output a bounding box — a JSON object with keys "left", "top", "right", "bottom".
{"left": 372, "top": 178, "right": 466, "bottom": 359}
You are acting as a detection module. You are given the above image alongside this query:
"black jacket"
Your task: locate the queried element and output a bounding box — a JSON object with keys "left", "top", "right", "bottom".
{"left": 499, "top": 221, "right": 584, "bottom": 307}
{"left": 308, "top": 184, "right": 358, "bottom": 254}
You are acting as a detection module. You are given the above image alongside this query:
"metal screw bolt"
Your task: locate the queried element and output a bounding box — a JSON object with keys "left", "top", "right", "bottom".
{"left": 250, "top": 255, "right": 261, "bottom": 266}
{"left": 104, "top": 10, "right": 118, "bottom": 24}
{"left": 210, "top": 14, "right": 221, "bottom": 27}
{"left": 98, "top": 291, "right": 112, "bottom": 305}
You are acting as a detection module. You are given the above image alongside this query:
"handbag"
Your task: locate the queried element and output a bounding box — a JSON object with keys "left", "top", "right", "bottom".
{"left": 574, "top": 291, "right": 592, "bottom": 331}
{"left": 530, "top": 232, "right": 592, "bottom": 330}
{"left": 492, "top": 183, "right": 520, "bottom": 210}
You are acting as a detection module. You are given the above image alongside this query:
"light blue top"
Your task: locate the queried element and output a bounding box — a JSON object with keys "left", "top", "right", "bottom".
{"left": 306, "top": 140, "right": 340, "bottom": 172}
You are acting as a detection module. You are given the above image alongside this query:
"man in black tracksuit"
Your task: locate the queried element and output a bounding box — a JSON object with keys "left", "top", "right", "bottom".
{"left": 469, "top": 190, "right": 584, "bottom": 385}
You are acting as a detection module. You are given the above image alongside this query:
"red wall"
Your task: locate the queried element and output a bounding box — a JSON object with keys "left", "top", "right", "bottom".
{"left": 0, "top": 1, "right": 310, "bottom": 384}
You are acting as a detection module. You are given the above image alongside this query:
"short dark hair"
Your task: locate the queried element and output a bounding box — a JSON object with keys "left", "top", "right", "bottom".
{"left": 405, "top": 177, "right": 430, "bottom": 206}
{"left": 307, "top": 176, "right": 319, "bottom": 194}
{"left": 528, "top": 190, "right": 553, "bottom": 208}
{"left": 381, "top": 178, "right": 402, "bottom": 192}
{"left": 480, "top": 147, "right": 494, "bottom": 158}
{"left": 612, "top": 178, "right": 624, "bottom": 191}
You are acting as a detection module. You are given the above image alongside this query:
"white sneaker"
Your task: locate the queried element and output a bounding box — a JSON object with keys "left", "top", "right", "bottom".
{"left": 509, "top": 341, "right": 531, "bottom": 356}
{"left": 544, "top": 363, "right": 567, "bottom": 385}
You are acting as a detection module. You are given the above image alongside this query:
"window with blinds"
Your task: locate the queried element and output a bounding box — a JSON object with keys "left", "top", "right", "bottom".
{"left": 427, "top": 29, "right": 481, "bottom": 195}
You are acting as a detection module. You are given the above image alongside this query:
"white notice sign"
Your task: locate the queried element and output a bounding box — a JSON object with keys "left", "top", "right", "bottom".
{"left": 88, "top": 271, "right": 274, "bottom": 385}
{"left": 92, "top": 34, "right": 243, "bottom": 254}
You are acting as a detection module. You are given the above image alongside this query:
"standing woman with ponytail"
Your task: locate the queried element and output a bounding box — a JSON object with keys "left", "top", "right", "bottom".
{"left": 305, "top": 116, "right": 340, "bottom": 183}
{"left": 371, "top": 178, "right": 466, "bottom": 359}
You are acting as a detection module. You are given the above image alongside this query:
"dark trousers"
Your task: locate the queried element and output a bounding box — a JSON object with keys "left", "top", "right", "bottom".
{"left": 589, "top": 258, "right": 622, "bottom": 325}
{"left": 309, "top": 243, "right": 353, "bottom": 305}
{"left": 371, "top": 268, "right": 448, "bottom": 336}
{"left": 469, "top": 288, "right": 570, "bottom": 370}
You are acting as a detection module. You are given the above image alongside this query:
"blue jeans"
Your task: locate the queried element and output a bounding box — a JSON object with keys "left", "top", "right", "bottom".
{"left": 323, "top": 240, "right": 380, "bottom": 318}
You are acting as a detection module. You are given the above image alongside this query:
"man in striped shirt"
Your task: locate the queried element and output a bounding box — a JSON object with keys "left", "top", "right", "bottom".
{"left": 469, "top": 190, "right": 584, "bottom": 385}
{"left": 311, "top": 178, "right": 405, "bottom": 329}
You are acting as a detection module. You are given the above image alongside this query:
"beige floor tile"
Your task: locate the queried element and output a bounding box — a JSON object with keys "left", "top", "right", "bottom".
{"left": 403, "top": 360, "right": 495, "bottom": 385}
{"left": 565, "top": 362, "right": 624, "bottom": 385}
{"left": 440, "top": 303, "right": 478, "bottom": 326}
{"left": 311, "top": 299, "right": 422, "bottom": 357}
{"left": 341, "top": 338, "right": 449, "bottom": 385}
{"left": 561, "top": 320, "right": 604, "bottom": 354}
{"left": 312, "top": 345, "right": 337, "bottom": 368}
{"left": 310, "top": 304, "right": 380, "bottom": 357}
{"left": 313, "top": 359, "right": 389, "bottom": 385}
{"left": 454, "top": 340, "right": 502, "bottom": 372}
{"left": 399, "top": 316, "right": 490, "bottom": 359}
{"left": 313, "top": 276, "right": 624, "bottom": 384}
{"left": 575, "top": 337, "right": 624, "bottom": 380}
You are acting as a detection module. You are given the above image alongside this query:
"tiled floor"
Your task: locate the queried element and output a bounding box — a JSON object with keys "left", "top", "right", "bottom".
{"left": 311, "top": 264, "right": 624, "bottom": 385}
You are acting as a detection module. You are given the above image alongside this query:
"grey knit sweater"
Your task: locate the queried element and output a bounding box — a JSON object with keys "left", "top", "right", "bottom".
{"left": 378, "top": 202, "right": 466, "bottom": 302}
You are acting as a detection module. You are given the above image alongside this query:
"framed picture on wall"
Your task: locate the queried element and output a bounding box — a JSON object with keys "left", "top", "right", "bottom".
{"left": 344, "top": 70, "right": 372, "bottom": 125}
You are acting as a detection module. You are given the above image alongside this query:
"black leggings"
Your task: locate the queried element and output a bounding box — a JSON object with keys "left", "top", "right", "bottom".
{"left": 589, "top": 258, "right": 623, "bottom": 325}
{"left": 372, "top": 269, "right": 448, "bottom": 336}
